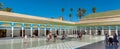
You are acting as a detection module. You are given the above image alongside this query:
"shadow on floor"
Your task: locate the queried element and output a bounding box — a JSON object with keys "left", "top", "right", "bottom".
{"left": 105, "top": 45, "right": 119, "bottom": 49}
{"left": 75, "top": 36, "right": 120, "bottom": 49}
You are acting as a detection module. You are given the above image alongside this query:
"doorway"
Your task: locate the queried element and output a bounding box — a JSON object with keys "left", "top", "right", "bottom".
{"left": 0, "top": 29, "right": 6, "bottom": 38}
{"left": 20, "top": 30, "right": 25, "bottom": 37}
{"left": 33, "top": 30, "right": 38, "bottom": 36}
{"left": 46, "top": 30, "right": 50, "bottom": 36}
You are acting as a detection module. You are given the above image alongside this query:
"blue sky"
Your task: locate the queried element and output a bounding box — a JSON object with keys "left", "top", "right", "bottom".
{"left": 0, "top": 0, "right": 120, "bottom": 22}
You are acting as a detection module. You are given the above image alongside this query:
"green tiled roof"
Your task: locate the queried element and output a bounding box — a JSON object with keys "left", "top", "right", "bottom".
{"left": 83, "top": 10, "right": 120, "bottom": 19}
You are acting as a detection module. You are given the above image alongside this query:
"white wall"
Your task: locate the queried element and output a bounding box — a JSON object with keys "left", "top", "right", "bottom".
{"left": 6, "top": 30, "right": 20, "bottom": 37}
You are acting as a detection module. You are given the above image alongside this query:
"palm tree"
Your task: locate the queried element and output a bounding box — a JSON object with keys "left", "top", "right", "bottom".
{"left": 69, "top": 8, "right": 73, "bottom": 21}
{"left": 61, "top": 8, "right": 65, "bottom": 13}
{"left": 92, "top": 7, "right": 96, "bottom": 13}
{"left": 77, "top": 8, "right": 82, "bottom": 19}
{"left": 69, "top": 13, "right": 72, "bottom": 21}
{"left": 82, "top": 9, "right": 86, "bottom": 16}
{"left": 61, "top": 8, "right": 64, "bottom": 20}
{"left": 77, "top": 8, "right": 87, "bottom": 20}
{"left": 3, "top": 7, "right": 12, "bottom": 12}
{"left": 0, "top": 3, "right": 12, "bottom": 12}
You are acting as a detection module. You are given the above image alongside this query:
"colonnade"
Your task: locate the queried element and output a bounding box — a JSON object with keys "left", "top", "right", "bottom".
{"left": 1, "top": 22, "right": 76, "bottom": 38}
{"left": 79, "top": 26, "right": 119, "bottom": 36}
{"left": 0, "top": 21, "right": 119, "bottom": 38}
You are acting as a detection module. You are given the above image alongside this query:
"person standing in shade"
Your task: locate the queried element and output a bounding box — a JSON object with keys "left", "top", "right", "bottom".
{"left": 108, "top": 35, "right": 113, "bottom": 45}
{"left": 46, "top": 31, "right": 52, "bottom": 42}
{"left": 47, "top": 33, "right": 50, "bottom": 42}
{"left": 49, "top": 31, "right": 52, "bottom": 42}
{"left": 105, "top": 33, "right": 109, "bottom": 45}
{"left": 79, "top": 31, "right": 83, "bottom": 40}
{"left": 53, "top": 33, "right": 57, "bottom": 42}
{"left": 61, "top": 31, "right": 66, "bottom": 40}
{"left": 113, "top": 33, "right": 119, "bottom": 45}
{"left": 77, "top": 31, "right": 80, "bottom": 38}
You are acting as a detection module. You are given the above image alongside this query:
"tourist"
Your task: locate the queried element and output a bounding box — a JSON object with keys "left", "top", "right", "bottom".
{"left": 108, "top": 35, "right": 113, "bottom": 45}
{"left": 49, "top": 31, "right": 52, "bottom": 39}
{"left": 79, "top": 31, "right": 82, "bottom": 40}
{"left": 47, "top": 33, "right": 50, "bottom": 42}
{"left": 24, "top": 35, "right": 28, "bottom": 45}
{"left": 56, "top": 30, "right": 59, "bottom": 35}
{"left": 77, "top": 31, "right": 80, "bottom": 38}
{"left": 53, "top": 33, "right": 57, "bottom": 42}
{"left": 61, "top": 31, "right": 66, "bottom": 40}
{"left": 105, "top": 33, "right": 109, "bottom": 45}
{"left": 113, "top": 33, "right": 119, "bottom": 45}
{"left": 32, "top": 34, "right": 36, "bottom": 38}
{"left": 46, "top": 31, "right": 52, "bottom": 42}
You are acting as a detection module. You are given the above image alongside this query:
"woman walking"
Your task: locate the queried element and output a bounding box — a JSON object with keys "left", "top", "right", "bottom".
{"left": 113, "top": 33, "right": 119, "bottom": 45}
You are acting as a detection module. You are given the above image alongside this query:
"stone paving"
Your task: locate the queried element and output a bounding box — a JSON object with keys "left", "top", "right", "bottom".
{"left": 0, "top": 35, "right": 104, "bottom": 49}
{"left": 76, "top": 36, "right": 120, "bottom": 49}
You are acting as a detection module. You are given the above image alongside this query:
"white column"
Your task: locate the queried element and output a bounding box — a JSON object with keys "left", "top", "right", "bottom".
{"left": 30, "top": 27, "right": 33, "bottom": 37}
{"left": 44, "top": 26, "right": 46, "bottom": 36}
{"left": 11, "top": 22, "right": 14, "bottom": 38}
{"left": 89, "top": 27, "right": 91, "bottom": 35}
{"left": 95, "top": 26, "right": 98, "bottom": 35}
{"left": 37, "top": 24, "right": 40, "bottom": 37}
{"left": 50, "top": 25, "right": 52, "bottom": 33}
{"left": 108, "top": 26, "right": 111, "bottom": 35}
{"left": 102, "top": 26, "right": 104, "bottom": 35}
{"left": 115, "top": 26, "right": 118, "bottom": 36}
{"left": 21, "top": 23, "right": 24, "bottom": 37}
{"left": 38, "top": 27, "right": 40, "bottom": 37}
{"left": 11, "top": 26, "right": 14, "bottom": 38}
{"left": 55, "top": 26, "right": 57, "bottom": 34}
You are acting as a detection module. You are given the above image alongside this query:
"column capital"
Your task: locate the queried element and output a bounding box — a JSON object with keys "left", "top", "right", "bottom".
{"left": 108, "top": 26, "right": 111, "bottom": 29}
{"left": 63, "top": 26, "right": 66, "bottom": 29}
{"left": 10, "top": 22, "right": 15, "bottom": 26}
{"left": 115, "top": 26, "right": 118, "bottom": 29}
{"left": 115, "top": 26, "right": 118, "bottom": 27}
{"left": 30, "top": 24, "right": 34, "bottom": 27}
{"left": 37, "top": 24, "right": 41, "bottom": 27}
{"left": 44, "top": 24, "right": 47, "bottom": 27}
{"left": 89, "top": 26, "right": 91, "bottom": 28}
{"left": 50, "top": 25, "right": 52, "bottom": 27}
{"left": 0, "top": 21, "right": 4, "bottom": 25}
{"left": 60, "top": 25, "right": 63, "bottom": 28}
{"left": 95, "top": 26, "right": 97, "bottom": 29}
{"left": 21, "top": 23, "right": 25, "bottom": 27}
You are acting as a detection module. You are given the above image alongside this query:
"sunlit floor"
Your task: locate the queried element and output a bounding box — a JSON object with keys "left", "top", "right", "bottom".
{"left": 0, "top": 35, "right": 104, "bottom": 49}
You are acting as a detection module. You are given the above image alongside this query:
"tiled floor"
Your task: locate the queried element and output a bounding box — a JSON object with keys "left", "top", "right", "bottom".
{"left": 76, "top": 36, "right": 120, "bottom": 49}
{"left": 0, "top": 35, "right": 105, "bottom": 49}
